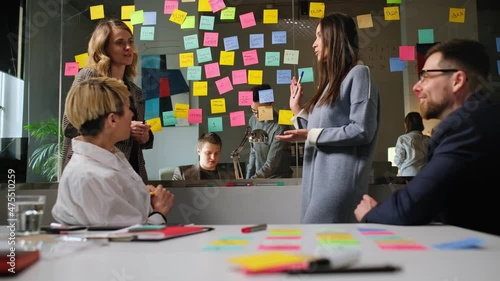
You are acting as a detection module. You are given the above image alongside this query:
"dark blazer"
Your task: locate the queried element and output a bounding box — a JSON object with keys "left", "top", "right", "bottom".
{"left": 172, "top": 163, "right": 234, "bottom": 180}
{"left": 363, "top": 92, "right": 500, "bottom": 236}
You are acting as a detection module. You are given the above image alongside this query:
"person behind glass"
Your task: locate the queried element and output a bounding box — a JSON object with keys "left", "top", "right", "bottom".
{"left": 276, "top": 12, "right": 380, "bottom": 223}
{"left": 52, "top": 77, "right": 174, "bottom": 226}
{"left": 393, "top": 112, "right": 430, "bottom": 177}
{"left": 172, "top": 132, "right": 233, "bottom": 180}
{"left": 355, "top": 39, "right": 500, "bottom": 236}
{"left": 61, "top": 18, "right": 153, "bottom": 183}
{"left": 246, "top": 84, "right": 293, "bottom": 179}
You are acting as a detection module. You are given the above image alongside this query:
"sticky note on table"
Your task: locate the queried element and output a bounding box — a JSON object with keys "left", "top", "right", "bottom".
{"left": 90, "top": 5, "right": 104, "bottom": 20}
{"left": 384, "top": 6, "right": 400, "bottom": 21}
{"left": 433, "top": 237, "right": 484, "bottom": 250}
{"left": 146, "top": 117, "right": 163, "bottom": 133}
{"left": 449, "top": 8, "right": 466, "bottom": 23}
{"left": 357, "top": 14, "right": 373, "bottom": 28}
{"left": 229, "top": 252, "right": 308, "bottom": 273}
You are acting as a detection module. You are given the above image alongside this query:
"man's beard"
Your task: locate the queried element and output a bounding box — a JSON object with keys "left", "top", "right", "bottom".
{"left": 421, "top": 100, "right": 447, "bottom": 120}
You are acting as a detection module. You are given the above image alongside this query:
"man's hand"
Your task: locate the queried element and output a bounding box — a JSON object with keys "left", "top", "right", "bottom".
{"left": 131, "top": 121, "right": 151, "bottom": 144}
{"left": 354, "top": 194, "right": 378, "bottom": 222}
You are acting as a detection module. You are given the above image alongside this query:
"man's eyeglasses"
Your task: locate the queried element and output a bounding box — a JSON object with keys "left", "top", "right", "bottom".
{"left": 418, "top": 69, "right": 459, "bottom": 82}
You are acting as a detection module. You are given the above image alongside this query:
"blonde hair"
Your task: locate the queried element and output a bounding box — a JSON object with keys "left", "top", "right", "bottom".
{"left": 65, "top": 77, "right": 131, "bottom": 136}
{"left": 87, "top": 18, "right": 138, "bottom": 78}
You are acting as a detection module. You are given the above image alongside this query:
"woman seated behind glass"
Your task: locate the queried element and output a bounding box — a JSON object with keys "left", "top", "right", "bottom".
{"left": 52, "top": 77, "right": 174, "bottom": 227}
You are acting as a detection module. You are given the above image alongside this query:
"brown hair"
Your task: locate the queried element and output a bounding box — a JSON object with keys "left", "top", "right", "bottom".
{"left": 404, "top": 112, "right": 424, "bottom": 133}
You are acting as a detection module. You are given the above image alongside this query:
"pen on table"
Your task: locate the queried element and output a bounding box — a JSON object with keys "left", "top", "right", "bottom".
{"left": 241, "top": 224, "right": 267, "bottom": 233}
{"left": 292, "top": 71, "right": 304, "bottom": 99}
{"left": 286, "top": 264, "right": 401, "bottom": 275}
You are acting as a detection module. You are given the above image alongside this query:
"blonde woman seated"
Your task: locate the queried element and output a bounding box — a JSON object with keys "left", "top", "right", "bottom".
{"left": 52, "top": 77, "right": 174, "bottom": 226}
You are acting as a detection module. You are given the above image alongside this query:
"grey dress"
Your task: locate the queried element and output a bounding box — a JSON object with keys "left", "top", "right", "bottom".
{"left": 295, "top": 64, "right": 379, "bottom": 223}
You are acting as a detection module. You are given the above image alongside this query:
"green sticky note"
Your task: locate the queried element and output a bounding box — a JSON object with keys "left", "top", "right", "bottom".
{"left": 298, "top": 67, "right": 314, "bottom": 83}
{"left": 387, "top": 0, "right": 402, "bottom": 4}
{"left": 220, "top": 7, "right": 236, "bottom": 20}
{"left": 207, "top": 117, "right": 223, "bottom": 132}
{"left": 130, "top": 10, "right": 144, "bottom": 25}
{"left": 181, "top": 16, "right": 196, "bottom": 29}
{"left": 140, "top": 26, "right": 155, "bottom": 41}
{"left": 162, "top": 111, "right": 177, "bottom": 126}
{"left": 418, "top": 29, "right": 434, "bottom": 44}
{"left": 265, "top": 52, "right": 280, "bottom": 66}
{"left": 183, "top": 34, "right": 199, "bottom": 50}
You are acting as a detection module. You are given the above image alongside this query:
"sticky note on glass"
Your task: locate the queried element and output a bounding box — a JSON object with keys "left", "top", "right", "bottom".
{"left": 298, "top": 67, "right": 314, "bottom": 83}
{"left": 263, "top": 9, "right": 278, "bottom": 24}
{"left": 248, "top": 70, "right": 263, "bottom": 85}
{"left": 220, "top": 51, "right": 235, "bottom": 66}
{"left": 197, "top": 47, "right": 212, "bottom": 64}
{"left": 258, "top": 105, "right": 273, "bottom": 121}
{"left": 179, "top": 52, "right": 194, "bottom": 67}
{"left": 164, "top": 0, "right": 178, "bottom": 14}
{"left": 278, "top": 110, "right": 294, "bottom": 125}
{"left": 249, "top": 34, "right": 264, "bottom": 49}
{"left": 146, "top": 117, "right": 163, "bottom": 133}
{"left": 204, "top": 32, "right": 219, "bottom": 47}
{"left": 162, "top": 111, "right": 177, "bottom": 126}
{"left": 210, "top": 98, "right": 226, "bottom": 114}
{"left": 389, "top": 57, "right": 406, "bottom": 72}
{"left": 238, "top": 91, "right": 253, "bottom": 106}
{"left": 140, "top": 26, "right": 155, "bottom": 41}
{"left": 232, "top": 69, "right": 247, "bottom": 85}
{"left": 418, "top": 29, "right": 434, "bottom": 44}
{"left": 200, "top": 15, "right": 215, "bottom": 31}
{"left": 130, "top": 10, "right": 144, "bottom": 25}
{"left": 170, "top": 9, "right": 188, "bottom": 25}
{"left": 230, "top": 111, "right": 246, "bottom": 127}
{"left": 242, "top": 50, "right": 259, "bottom": 66}
{"left": 496, "top": 37, "right": 500, "bottom": 52}
{"left": 181, "top": 16, "right": 195, "bottom": 29}
{"left": 64, "top": 62, "right": 79, "bottom": 76}
{"left": 309, "top": 2, "right": 325, "bottom": 18}
{"left": 121, "top": 5, "right": 135, "bottom": 20}
{"left": 240, "top": 12, "right": 256, "bottom": 29}
{"left": 143, "top": 12, "right": 157, "bottom": 25}
{"left": 193, "top": 81, "right": 208, "bottom": 96}
{"left": 74, "top": 53, "right": 88, "bottom": 69}
{"left": 265, "top": 52, "right": 280, "bottom": 67}
{"left": 497, "top": 60, "right": 500, "bottom": 75}
{"left": 209, "top": 0, "right": 226, "bottom": 13}
{"left": 277, "top": 69, "right": 291, "bottom": 84}
{"left": 215, "top": 76, "right": 233, "bottom": 95}
{"left": 187, "top": 66, "right": 202, "bottom": 81}
{"left": 90, "top": 5, "right": 104, "bottom": 20}
{"left": 183, "top": 34, "right": 199, "bottom": 50}
{"left": 207, "top": 117, "right": 223, "bottom": 132}
{"left": 449, "top": 8, "right": 465, "bottom": 23}
{"left": 384, "top": 6, "right": 400, "bottom": 21}
{"left": 124, "top": 21, "right": 133, "bottom": 34}
{"left": 198, "top": 0, "right": 212, "bottom": 12}
{"left": 188, "top": 108, "right": 202, "bottom": 124}
{"left": 399, "top": 46, "right": 415, "bottom": 61}
{"left": 272, "top": 31, "right": 287, "bottom": 44}
{"left": 173, "top": 103, "right": 189, "bottom": 118}
{"left": 283, "top": 49, "right": 299, "bottom": 65}
{"left": 258, "top": 89, "right": 274, "bottom": 103}
{"left": 221, "top": 7, "right": 236, "bottom": 20}
{"left": 204, "top": 62, "right": 220, "bottom": 79}
{"left": 357, "top": 14, "right": 373, "bottom": 28}
{"left": 223, "top": 36, "right": 239, "bottom": 51}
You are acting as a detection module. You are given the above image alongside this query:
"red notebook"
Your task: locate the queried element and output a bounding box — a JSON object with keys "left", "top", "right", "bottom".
{"left": 127, "top": 226, "right": 214, "bottom": 241}
{"left": 0, "top": 250, "right": 40, "bottom": 275}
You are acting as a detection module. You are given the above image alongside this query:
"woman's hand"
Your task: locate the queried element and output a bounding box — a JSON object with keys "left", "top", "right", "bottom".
{"left": 289, "top": 76, "right": 303, "bottom": 115}
{"left": 148, "top": 184, "right": 175, "bottom": 217}
{"left": 354, "top": 195, "right": 378, "bottom": 222}
{"left": 131, "top": 121, "right": 151, "bottom": 144}
{"left": 275, "top": 129, "right": 308, "bottom": 142}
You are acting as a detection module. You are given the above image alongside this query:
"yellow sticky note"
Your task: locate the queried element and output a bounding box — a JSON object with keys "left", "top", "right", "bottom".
{"left": 198, "top": 0, "right": 212, "bottom": 12}
{"left": 278, "top": 110, "right": 294, "bottom": 125}
{"left": 146, "top": 117, "right": 163, "bottom": 133}
{"left": 123, "top": 21, "right": 133, "bottom": 34}
{"left": 210, "top": 98, "right": 226, "bottom": 114}
{"left": 263, "top": 9, "right": 278, "bottom": 24}
{"left": 309, "top": 2, "right": 325, "bottom": 19}
{"left": 229, "top": 252, "right": 308, "bottom": 272}
{"left": 179, "top": 52, "right": 194, "bottom": 68}
{"left": 121, "top": 5, "right": 135, "bottom": 20}
{"left": 211, "top": 240, "right": 250, "bottom": 246}
{"left": 449, "top": 8, "right": 465, "bottom": 23}
{"left": 220, "top": 51, "right": 235, "bottom": 66}
{"left": 90, "top": 5, "right": 105, "bottom": 20}
{"left": 248, "top": 70, "right": 263, "bottom": 85}
{"left": 258, "top": 105, "right": 273, "bottom": 121}
{"left": 384, "top": 6, "right": 400, "bottom": 21}
{"left": 356, "top": 14, "right": 374, "bottom": 28}
{"left": 170, "top": 9, "right": 188, "bottom": 25}
{"left": 181, "top": 16, "right": 196, "bottom": 29}
{"left": 173, "top": 103, "right": 189, "bottom": 118}
{"left": 220, "top": 7, "right": 236, "bottom": 20}
{"left": 74, "top": 53, "right": 88, "bottom": 69}
{"left": 193, "top": 81, "right": 208, "bottom": 96}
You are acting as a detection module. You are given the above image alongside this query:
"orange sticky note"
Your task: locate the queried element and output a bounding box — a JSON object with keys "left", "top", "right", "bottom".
{"left": 356, "top": 14, "right": 374, "bottom": 28}
{"left": 90, "top": 5, "right": 105, "bottom": 20}
{"left": 258, "top": 105, "right": 273, "bottom": 121}
{"left": 449, "top": 8, "right": 465, "bottom": 23}
{"left": 146, "top": 117, "right": 163, "bottom": 133}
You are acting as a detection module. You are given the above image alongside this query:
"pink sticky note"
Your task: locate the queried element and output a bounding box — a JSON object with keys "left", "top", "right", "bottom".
{"left": 238, "top": 91, "right": 253, "bottom": 106}
{"left": 399, "top": 45, "right": 415, "bottom": 61}
{"left": 242, "top": 49, "right": 259, "bottom": 66}
{"left": 64, "top": 62, "right": 79, "bottom": 76}
{"left": 230, "top": 111, "right": 245, "bottom": 127}
{"left": 209, "top": 0, "right": 226, "bottom": 13}
{"left": 378, "top": 244, "right": 427, "bottom": 250}
{"left": 215, "top": 76, "right": 233, "bottom": 95}
{"left": 232, "top": 69, "right": 247, "bottom": 85}
{"left": 188, "top": 108, "right": 202, "bottom": 124}
{"left": 204, "top": 62, "right": 220, "bottom": 79}
{"left": 240, "top": 12, "right": 256, "bottom": 29}
{"left": 203, "top": 32, "right": 219, "bottom": 47}
{"left": 164, "top": 0, "right": 178, "bottom": 14}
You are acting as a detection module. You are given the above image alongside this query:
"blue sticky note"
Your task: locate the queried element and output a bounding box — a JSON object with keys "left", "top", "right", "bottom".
{"left": 276, "top": 69, "right": 291, "bottom": 84}
{"left": 357, "top": 228, "right": 388, "bottom": 232}
{"left": 298, "top": 67, "right": 314, "bottom": 83}
{"left": 141, "top": 55, "right": 161, "bottom": 69}
{"left": 140, "top": 26, "right": 155, "bottom": 41}
{"left": 418, "top": 29, "right": 434, "bottom": 44}
{"left": 145, "top": 98, "right": 160, "bottom": 120}
{"left": 183, "top": 34, "right": 199, "bottom": 50}
{"left": 259, "top": 89, "right": 274, "bottom": 103}
{"left": 389, "top": 57, "right": 406, "bottom": 72}
{"left": 433, "top": 237, "right": 484, "bottom": 250}
{"left": 143, "top": 12, "right": 157, "bottom": 25}
{"left": 265, "top": 52, "right": 280, "bottom": 66}
{"left": 162, "top": 111, "right": 177, "bottom": 126}
{"left": 272, "top": 31, "right": 287, "bottom": 44}
{"left": 249, "top": 34, "right": 264, "bottom": 49}
{"left": 207, "top": 117, "right": 223, "bottom": 132}
{"left": 202, "top": 245, "right": 245, "bottom": 251}
{"left": 223, "top": 36, "right": 239, "bottom": 51}
{"left": 187, "top": 66, "right": 202, "bottom": 81}
{"left": 199, "top": 15, "right": 215, "bottom": 31}
{"left": 496, "top": 37, "right": 500, "bottom": 52}
{"left": 196, "top": 47, "right": 212, "bottom": 63}
{"left": 497, "top": 60, "right": 500, "bottom": 75}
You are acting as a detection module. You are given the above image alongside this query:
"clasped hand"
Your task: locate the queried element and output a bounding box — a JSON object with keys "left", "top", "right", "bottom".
{"left": 131, "top": 121, "right": 150, "bottom": 144}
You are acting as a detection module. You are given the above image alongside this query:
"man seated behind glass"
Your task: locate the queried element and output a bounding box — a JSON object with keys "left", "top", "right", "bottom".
{"left": 172, "top": 132, "right": 233, "bottom": 180}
